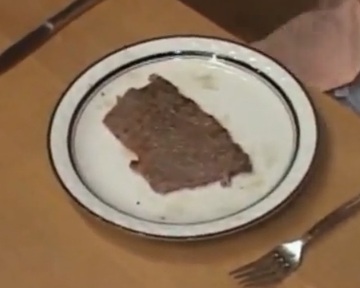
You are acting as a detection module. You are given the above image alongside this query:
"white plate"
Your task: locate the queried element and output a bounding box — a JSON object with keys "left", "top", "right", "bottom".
{"left": 48, "top": 36, "right": 318, "bottom": 240}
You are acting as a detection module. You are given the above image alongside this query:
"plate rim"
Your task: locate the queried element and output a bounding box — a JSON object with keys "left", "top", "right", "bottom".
{"left": 47, "top": 34, "right": 319, "bottom": 241}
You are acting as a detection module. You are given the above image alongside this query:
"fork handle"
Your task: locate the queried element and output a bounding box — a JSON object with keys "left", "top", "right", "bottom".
{"left": 303, "top": 193, "right": 360, "bottom": 245}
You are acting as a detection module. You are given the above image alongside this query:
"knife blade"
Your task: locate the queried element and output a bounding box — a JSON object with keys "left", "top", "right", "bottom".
{"left": 0, "top": 0, "right": 104, "bottom": 75}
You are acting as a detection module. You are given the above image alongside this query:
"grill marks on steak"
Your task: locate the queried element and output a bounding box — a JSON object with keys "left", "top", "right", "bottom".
{"left": 103, "top": 74, "right": 252, "bottom": 193}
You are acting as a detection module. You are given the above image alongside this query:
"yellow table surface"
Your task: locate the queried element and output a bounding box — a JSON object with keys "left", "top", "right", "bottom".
{"left": 1, "top": 1, "right": 360, "bottom": 287}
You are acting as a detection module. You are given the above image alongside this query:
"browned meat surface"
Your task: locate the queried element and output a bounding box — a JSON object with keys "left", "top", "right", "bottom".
{"left": 103, "top": 74, "right": 252, "bottom": 193}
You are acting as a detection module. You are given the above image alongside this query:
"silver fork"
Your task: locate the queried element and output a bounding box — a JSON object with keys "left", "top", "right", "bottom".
{"left": 230, "top": 192, "right": 360, "bottom": 287}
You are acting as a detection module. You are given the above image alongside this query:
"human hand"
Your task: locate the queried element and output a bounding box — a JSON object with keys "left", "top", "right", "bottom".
{"left": 252, "top": 0, "right": 360, "bottom": 91}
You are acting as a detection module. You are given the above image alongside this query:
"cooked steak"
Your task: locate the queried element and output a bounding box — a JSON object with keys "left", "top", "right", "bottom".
{"left": 103, "top": 74, "right": 252, "bottom": 193}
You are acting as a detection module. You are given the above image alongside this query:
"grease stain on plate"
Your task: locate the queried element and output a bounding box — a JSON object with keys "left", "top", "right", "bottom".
{"left": 245, "top": 175, "right": 265, "bottom": 190}
{"left": 194, "top": 73, "right": 218, "bottom": 90}
{"left": 262, "top": 144, "right": 278, "bottom": 169}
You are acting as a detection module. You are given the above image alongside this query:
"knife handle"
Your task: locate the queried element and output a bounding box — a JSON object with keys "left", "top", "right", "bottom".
{"left": 0, "top": 25, "right": 52, "bottom": 75}
{"left": 49, "top": 0, "right": 102, "bottom": 29}
{"left": 0, "top": 0, "right": 103, "bottom": 75}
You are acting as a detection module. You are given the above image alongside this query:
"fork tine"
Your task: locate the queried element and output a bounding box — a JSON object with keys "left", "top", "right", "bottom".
{"left": 229, "top": 252, "right": 272, "bottom": 276}
{"left": 243, "top": 281, "right": 276, "bottom": 288}
{"left": 229, "top": 260, "right": 258, "bottom": 276}
{"left": 241, "top": 262, "right": 288, "bottom": 287}
{"left": 231, "top": 265, "right": 257, "bottom": 279}
{"left": 242, "top": 274, "right": 285, "bottom": 287}
{"left": 240, "top": 269, "right": 278, "bottom": 286}
{"left": 237, "top": 258, "right": 277, "bottom": 284}
{"left": 234, "top": 261, "right": 269, "bottom": 280}
{"left": 238, "top": 265, "right": 275, "bottom": 283}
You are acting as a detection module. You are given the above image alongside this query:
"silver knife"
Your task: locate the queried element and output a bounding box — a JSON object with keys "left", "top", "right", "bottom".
{"left": 0, "top": 0, "right": 105, "bottom": 75}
